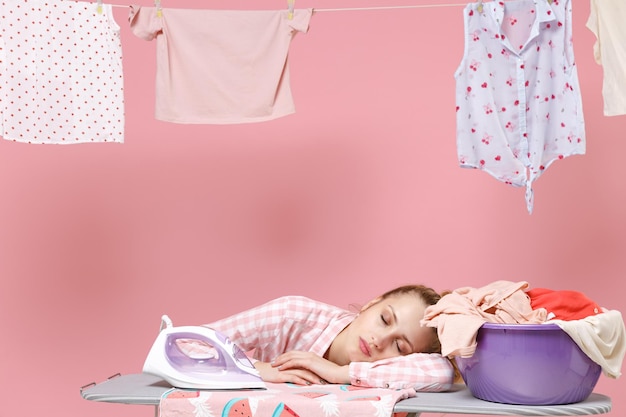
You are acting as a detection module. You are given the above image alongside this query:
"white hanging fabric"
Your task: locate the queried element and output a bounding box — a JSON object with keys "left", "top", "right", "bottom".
{"left": 0, "top": 0, "right": 125, "bottom": 144}
{"left": 586, "top": 0, "right": 626, "bottom": 117}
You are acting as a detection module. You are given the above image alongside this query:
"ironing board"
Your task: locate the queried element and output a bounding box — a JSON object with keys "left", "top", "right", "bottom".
{"left": 80, "top": 373, "right": 612, "bottom": 417}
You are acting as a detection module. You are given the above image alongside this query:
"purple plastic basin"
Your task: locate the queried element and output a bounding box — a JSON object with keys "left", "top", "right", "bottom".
{"left": 454, "top": 323, "right": 601, "bottom": 405}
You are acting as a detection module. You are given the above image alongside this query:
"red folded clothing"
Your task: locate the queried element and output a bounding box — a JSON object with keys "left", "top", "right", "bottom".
{"left": 527, "top": 288, "right": 601, "bottom": 321}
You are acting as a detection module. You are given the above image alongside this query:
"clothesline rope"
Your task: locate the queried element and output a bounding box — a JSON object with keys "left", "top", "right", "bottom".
{"left": 109, "top": 3, "right": 467, "bottom": 11}
{"left": 315, "top": 3, "right": 466, "bottom": 11}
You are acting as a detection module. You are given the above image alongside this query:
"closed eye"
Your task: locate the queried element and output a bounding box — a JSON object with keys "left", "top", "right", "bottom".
{"left": 388, "top": 304, "right": 415, "bottom": 354}
{"left": 396, "top": 340, "right": 409, "bottom": 355}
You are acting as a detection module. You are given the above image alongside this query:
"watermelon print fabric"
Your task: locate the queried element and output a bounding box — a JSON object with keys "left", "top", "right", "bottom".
{"left": 159, "top": 382, "right": 416, "bottom": 417}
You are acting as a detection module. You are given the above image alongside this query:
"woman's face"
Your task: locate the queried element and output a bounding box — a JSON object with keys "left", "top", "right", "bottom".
{"left": 331, "top": 293, "right": 434, "bottom": 365}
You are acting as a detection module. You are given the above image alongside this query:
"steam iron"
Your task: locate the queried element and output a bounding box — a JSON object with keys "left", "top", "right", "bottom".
{"left": 143, "top": 315, "right": 266, "bottom": 390}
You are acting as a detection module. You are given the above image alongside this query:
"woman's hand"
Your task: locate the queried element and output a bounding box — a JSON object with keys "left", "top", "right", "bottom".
{"left": 271, "top": 351, "right": 350, "bottom": 385}
{"left": 254, "top": 361, "right": 324, "bottom": 386}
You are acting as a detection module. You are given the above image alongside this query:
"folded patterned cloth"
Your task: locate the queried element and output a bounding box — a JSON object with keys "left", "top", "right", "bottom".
{"left": 159, "top": 381, "right": 416, "bottom": 417}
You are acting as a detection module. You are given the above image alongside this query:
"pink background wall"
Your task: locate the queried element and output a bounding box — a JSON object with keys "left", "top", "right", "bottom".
{"left": 0, "top": 1, "right": 624, "bottom": 416}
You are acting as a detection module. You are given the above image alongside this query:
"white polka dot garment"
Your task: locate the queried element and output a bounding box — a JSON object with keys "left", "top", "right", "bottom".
{"left": 0, "top": 0, "right": 124, "bottom": 144}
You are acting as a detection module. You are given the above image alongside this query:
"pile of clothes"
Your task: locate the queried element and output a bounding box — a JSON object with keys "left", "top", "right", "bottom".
{"left": 421, "top": 280, "right": 625, "bottom": 378}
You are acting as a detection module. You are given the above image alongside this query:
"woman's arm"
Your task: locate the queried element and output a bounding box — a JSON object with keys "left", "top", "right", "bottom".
{"left": 253, "top": 360, "right": 329, "bottom": 385}
{"left": 271, "top": 351, "right": 454, "bottom": 392}
{"left": 349, "top": 353, "right": 455, "bottom": 392}
{"left": 271, "top": 351, "right": 350, "bottom": 384}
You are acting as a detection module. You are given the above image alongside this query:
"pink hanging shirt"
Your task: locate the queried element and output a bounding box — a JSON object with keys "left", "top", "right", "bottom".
{"left": 129, "top": 6, "right": 312, "bottom": 124}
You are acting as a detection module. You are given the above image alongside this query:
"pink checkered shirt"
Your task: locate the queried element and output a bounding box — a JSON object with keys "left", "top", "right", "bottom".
{"left": 207, "top": 296, "right": 453, "bottom": 392}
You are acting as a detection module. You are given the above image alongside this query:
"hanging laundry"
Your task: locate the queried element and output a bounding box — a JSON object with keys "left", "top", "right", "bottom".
{"left": 586, "top": 0, "right": 626, "bottom": 117}
{"left": 129, "top": 6, "right": 313, "bottom": 124}
{"left": 0, "top": 0, "right": 125, "bottom": 144}
{"left": 454, "top": 0, "right": 585, "bottom": 213}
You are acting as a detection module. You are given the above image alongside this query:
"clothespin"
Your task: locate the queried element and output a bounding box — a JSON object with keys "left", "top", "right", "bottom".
{"left": 96, "top": 0, "right": 103, "bottom": 14}
{"left": 476, "top": 0, "right": 483, "bottom": 13}
{"left": 155, "top": 0, "right": 163, "bottom": 18}
{"left": 287, "top": 0, "right": 295, "bottom": 20}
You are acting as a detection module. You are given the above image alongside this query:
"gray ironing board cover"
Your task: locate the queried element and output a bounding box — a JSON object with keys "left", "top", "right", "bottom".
{"left": 81, "top": 373, "right": 612, "bottom": 416}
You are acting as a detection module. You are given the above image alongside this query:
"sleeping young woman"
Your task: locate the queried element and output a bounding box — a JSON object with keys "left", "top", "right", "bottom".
{"left": 205, "top": 285, "right": 455, "bottom": 392}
